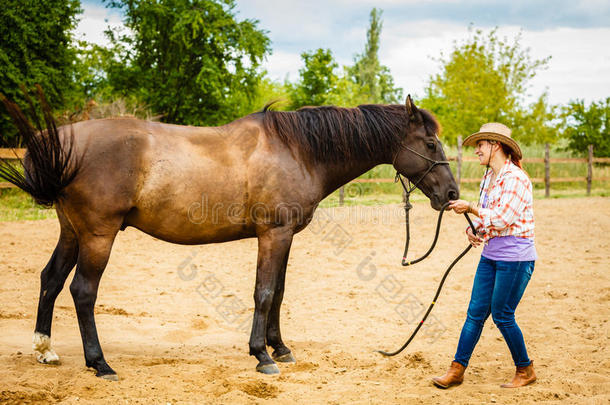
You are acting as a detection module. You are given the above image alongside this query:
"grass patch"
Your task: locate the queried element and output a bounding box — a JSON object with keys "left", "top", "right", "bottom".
{"left": 0, "top": 189, "right": 56, "bottom": 221}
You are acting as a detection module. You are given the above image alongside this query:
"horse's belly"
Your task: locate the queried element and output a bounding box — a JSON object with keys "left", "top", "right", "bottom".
{"left": 124, "top": 206, "right": 256, "bottom": 245}
{"left": 129, "top": 173, "right": 255, "bottom": 244}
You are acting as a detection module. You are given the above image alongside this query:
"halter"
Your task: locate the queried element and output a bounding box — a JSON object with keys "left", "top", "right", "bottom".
{"left": 394, "top": 146, "right": 450, "bottom": 198}
{"left": 393, "top": 145, "right": 450, "bottom": 266}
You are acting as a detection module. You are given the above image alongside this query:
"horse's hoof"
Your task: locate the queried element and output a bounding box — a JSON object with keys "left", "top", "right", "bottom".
{"left": 273, "top": 352, "right": 296, "bottom": 363}
{"left": 256, "top": 363, "right": 280, "bottom": 375}
{"left": 98, "top": 373, "right": 119, "bottom": 381}
{"left": 32, "top": 332, "right": 60, "bottom": 365}
{"left": 36, "top": 350, "right": 60, "bottom": 365}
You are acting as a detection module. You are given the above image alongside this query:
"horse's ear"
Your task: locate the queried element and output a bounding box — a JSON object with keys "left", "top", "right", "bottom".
{"left": 405, "top": 94, "right": 422, "bottom": 123}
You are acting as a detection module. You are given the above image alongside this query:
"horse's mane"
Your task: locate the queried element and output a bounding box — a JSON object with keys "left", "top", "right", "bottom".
{"left": 260, "top": 103, "right": 440, "bottom": 162}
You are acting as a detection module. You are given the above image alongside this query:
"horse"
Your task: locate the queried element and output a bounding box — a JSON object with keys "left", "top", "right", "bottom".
{"left": 0, "top": 91, "right": 459, "bottom": 380}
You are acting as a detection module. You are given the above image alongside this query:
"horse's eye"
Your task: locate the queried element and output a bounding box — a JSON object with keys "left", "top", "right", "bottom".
{"left": 426, "top": 142, "right": 435, "bottom": 151}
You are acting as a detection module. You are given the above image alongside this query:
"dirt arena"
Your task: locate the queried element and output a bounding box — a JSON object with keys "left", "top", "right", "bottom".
{"left": 0, "top": 197, "right": 608, "bottom": 404}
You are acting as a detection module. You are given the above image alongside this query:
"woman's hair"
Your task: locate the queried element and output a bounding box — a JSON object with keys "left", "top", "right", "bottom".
{"left": 500, "top": 143, "right": 523, "bottom": 169}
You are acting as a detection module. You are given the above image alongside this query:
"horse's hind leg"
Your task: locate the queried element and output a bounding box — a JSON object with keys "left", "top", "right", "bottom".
{"left": 249, "top": 227, "right": 294, "bottom": 374}
{"left": 70, "top": 232, "right": 118, "bottom": 380}
{"left": 33, "top": 211, "right": 79, "bottom": 364}
{"left": 266, "top": 244, "right": 296, "bottom": 363}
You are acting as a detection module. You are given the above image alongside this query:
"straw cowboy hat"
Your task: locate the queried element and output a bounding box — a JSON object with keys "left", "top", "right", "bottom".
{"left": 462, "top": 123, "right": 522, "bottom": 160}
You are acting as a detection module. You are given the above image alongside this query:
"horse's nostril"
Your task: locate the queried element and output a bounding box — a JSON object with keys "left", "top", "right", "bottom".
{"left": 447, "top": 189, "right": 459, "bottom": 200}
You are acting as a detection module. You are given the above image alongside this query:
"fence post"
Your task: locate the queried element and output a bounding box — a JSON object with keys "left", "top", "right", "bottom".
{"left": 544, "top": 143, "right": 550, "bottom": 198}
{"left": 587, "top": 144, "right": 593, "bottom": 196}
{"left": 456, "top": 135, "right": 462, "bottom": 190}
{"left": 339, "top": 185, "right": 345, "bottom": 206}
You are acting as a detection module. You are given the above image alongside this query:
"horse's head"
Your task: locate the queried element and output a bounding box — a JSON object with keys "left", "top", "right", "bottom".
{"left": 392, "top": 96, "right": 459, "bottom": 210}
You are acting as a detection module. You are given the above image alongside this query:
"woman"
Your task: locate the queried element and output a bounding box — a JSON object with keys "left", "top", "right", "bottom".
{"left": 432, "top": 123, "right": 537, "bottom": 389}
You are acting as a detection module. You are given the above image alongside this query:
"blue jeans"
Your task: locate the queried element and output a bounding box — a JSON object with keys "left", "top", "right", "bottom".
{"left": 454, "top": 256, "right": 535, "bottom": 368}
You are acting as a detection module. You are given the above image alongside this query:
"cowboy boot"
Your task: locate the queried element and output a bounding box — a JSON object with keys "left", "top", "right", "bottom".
{"left": 501, "top": 360, "right": 536, "bottom": 388}
{"left": 432, "top": 361, "right": 466, "bottom": 389}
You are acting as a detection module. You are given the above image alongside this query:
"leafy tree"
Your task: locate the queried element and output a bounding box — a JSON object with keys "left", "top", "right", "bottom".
{"left": 102, "top": 0, "right": 271, "bottom": 126}
{"left": 288, "top": 48, "right": 380, "bottom": 109}
{"left": 72, "top": 41, "right": 115, "bottom": 102}
{"left": 231, "top": 76, "right": 291, "bottom": 114}
{"left": 559, "top": 98, "right": 610, "bottom": 157}
{"left": 288, "top": 48, "right": 338, "bottom": 109}
{"left": 348, "top": 8, "right": 402, "bottom": 104}
{"left": 325, "top": 67, "right": 370, "bottom": 107}
{"left": 513, "top": 92, "right": 558, "bottom": 145}
{"left": 288, "top": 9, "right": 402, "bottom": 110}
{"left": 0, "top": 0, "right": 82, "bottom": 145}
{"left": 420, "top": 28, "right": 553, "bottom": 145}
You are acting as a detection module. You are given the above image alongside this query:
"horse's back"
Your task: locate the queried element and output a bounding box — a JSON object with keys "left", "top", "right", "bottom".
{"left": 58, "top": 117, "right": 266, "bottom": 243}
{"left": 56, "top": 116, "right": 319, "bottom": 244}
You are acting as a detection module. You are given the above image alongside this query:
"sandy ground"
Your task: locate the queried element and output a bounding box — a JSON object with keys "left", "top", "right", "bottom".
{"left": 0, "top": 197, "right": 608, "bottom": 404}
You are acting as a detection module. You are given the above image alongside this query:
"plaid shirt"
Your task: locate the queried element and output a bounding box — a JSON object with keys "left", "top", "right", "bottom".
{"left": 469, "top": 159, "right": 535, "bottom": 242}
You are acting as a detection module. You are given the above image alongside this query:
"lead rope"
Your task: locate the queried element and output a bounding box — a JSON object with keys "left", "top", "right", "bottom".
{"left": 376, "top": 173, "right": 477, "bottom": 357}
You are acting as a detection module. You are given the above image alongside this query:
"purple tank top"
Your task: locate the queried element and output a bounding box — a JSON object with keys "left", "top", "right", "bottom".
{"left": 482, "top": 236, "right": 538, "bottom": 262}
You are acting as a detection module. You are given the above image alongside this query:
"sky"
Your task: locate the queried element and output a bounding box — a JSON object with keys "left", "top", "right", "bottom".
{"left": 76, "top": 0, "right": 610, "bottom": 106}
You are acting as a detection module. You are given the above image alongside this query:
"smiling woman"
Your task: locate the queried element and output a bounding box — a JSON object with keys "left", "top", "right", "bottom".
{"left": 438, "top": 122, "right": 538, "bottom": 389}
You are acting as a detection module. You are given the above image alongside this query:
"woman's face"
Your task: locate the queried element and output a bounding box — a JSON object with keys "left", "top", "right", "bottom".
{"left": 475, "top": 140, "right": 497, "bottom": 166}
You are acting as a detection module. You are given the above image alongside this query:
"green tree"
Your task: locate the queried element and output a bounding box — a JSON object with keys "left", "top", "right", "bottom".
{"left": 348, "top": 8, "right": 402, "bottom": 104}
{"left": 325, "top": 67, "right": 370, "bottom": 107}
{"left": 283, "top": 9, "right": 402, "bottom": 110}
{"left": 72, "top": 41, "right": 115, "bottom": 101}
{"left": 420, "top": 28, "right": 553, "bottom": 145}
{"left": 513, "top": 92, "right": 558, "bottom": 145}
{"left": 103, "top": 0, "right": 270, "bottom": 125}
{"left": 288, "top": 48, "right": 338, "bottom": 109}
{"left": 559, "top": 98, "right": 610, "bottom": 157}
{"left": 0, "top": 0, "right": 82, "bottom": 145}
{"left": 231, "top": 76, "right": 291, "bottom": 114}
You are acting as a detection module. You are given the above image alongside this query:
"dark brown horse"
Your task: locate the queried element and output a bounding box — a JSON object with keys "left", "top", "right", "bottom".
{"left": 0, "top": 92, "right": 458, "bottom": 380}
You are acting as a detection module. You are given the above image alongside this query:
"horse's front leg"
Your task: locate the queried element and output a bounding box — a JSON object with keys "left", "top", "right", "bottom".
{"left": 266, "top": 245, "right": 296, "bottom": 363}
{"left": 249, "top": 226, "right": 294, "bottom": 374}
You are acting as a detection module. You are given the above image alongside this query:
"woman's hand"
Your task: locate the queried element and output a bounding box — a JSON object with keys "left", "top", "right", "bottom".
{"left": 466, "top": 227, "right": 483, "bottom": 247}
{"left": 448, "top": 199, "right": 470, "bottom": 214}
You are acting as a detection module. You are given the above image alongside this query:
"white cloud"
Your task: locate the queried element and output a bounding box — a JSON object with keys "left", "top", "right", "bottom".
{"left": 73, "top": 2, "right": 123, "bottom": 47}
{"left": 521, "top": 27, "right": 610, "bottom": 104}
{"left": 263, "top": 50, "right": 302, "bottom": 82}
{"left": 380, "top": 19, "right": 467, "bottom": 99}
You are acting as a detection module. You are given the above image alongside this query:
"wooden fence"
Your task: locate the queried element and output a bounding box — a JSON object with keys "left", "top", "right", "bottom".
{"left": 0, "top": 148, "right": 26, "bottom": 189}
{"left": 2, "top": 145, "right": 610, "bottom": 202}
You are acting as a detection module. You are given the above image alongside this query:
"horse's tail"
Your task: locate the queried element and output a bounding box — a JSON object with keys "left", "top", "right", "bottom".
{"left": 0, "top": 85, "right": 80, "bottom": 207}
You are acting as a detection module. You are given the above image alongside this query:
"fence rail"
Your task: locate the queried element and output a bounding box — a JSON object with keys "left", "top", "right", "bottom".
{"left": 0, "top": 148, "right": 25, "bottom": 159}
{"left": 451, "top": 156, "right": 610, "bottom": 164}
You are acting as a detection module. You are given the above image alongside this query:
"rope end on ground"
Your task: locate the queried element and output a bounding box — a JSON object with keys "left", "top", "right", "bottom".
{"left": 376, "top": 349, "right": 393, "bottom": 357}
